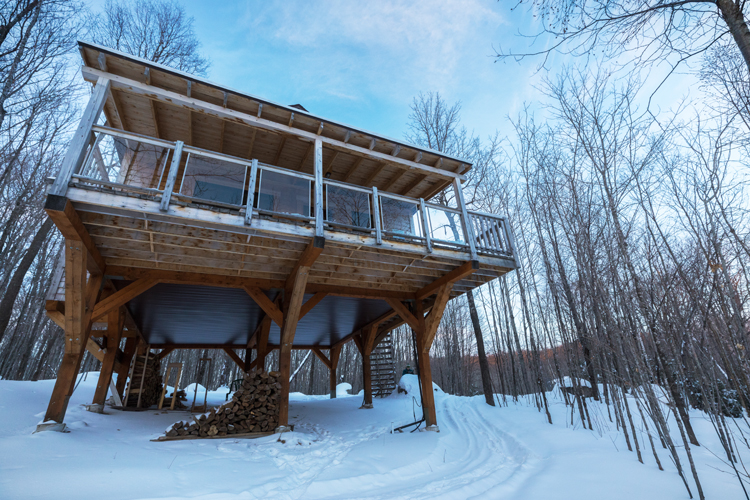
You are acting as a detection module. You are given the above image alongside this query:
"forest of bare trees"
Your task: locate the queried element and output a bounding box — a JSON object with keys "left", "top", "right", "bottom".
{"left": 0, "top": 1, "right": 748, "bottom": 497}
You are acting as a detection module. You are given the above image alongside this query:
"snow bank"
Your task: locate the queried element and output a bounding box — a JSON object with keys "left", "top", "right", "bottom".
{"left": 397, "top": 374, "right": 443, "bottom": 395}
{"left": 335, "top": 382, "right": 352, "bottom": 396}
{"left": 557, "top": 376, "right": 592, "bottom": 388}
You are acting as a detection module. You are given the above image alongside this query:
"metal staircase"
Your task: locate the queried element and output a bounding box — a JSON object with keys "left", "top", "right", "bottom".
{"left": 370, "top": 333, "right": 397, "bottom": 397}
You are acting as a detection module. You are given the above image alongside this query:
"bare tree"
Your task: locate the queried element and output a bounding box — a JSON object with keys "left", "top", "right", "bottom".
{"left": 90, "top": 0, "right": 210, "bottom": 75}
{"left": 502, "top": 1, "right": 750, "bottom": 81}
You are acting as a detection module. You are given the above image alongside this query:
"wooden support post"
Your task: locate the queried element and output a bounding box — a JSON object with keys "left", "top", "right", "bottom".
{"left": 414, "top": 284, "right": 452, "bottom": 431}
{"left": 314, "top": 138, "right": 324, "bottom": 237}
{"left": 159, "top": 141, "right": 183, "bottom": 211}
{"left": 255, "top": 315, "right": 271, "bottom": 372}
{"left": 453, "top": 178, "right": 477, "bottom": 260}
{"left": 115, "top": 337, "right": 138, "bottom": 397}
{"left": 91, "top": 308, "right": 124, "bottom": 409}
{"left": 41, "top": 240, "right": 103, "bottom": 427}
{"left": 372, "top": 186, "right": 382, "bottom": 245}
{"left": 329, "top": 345, "right": 342, "bottom": 399}
{"left": 414, "top": 298, "right": 437, "bottom": 429}
{"left": 362, "top": 342, "right": 373, "bottom": 408}
{"left": 277, "top": 257, "right": 314, "bottom": 431}
{"left": 49, "top": 77, "right": 111, "bottom": 196}
{"left": 359, "top": 323, "right": 378, "bottom": 408}
{"left": 244, "top": 158, "right": 258, "bottom": 225}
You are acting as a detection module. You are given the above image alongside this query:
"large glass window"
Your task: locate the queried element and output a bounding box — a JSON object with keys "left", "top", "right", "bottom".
{"left": 179, "top": 153, "right": 248, "bottom": 206}
{"left": 257, "top": 169, "right": 311, "bottom": 218}
{"left": 80, "top": 132, "right": 170, "bottom": 189}
{"left": 326, "top": 184, "right": 371, "bottom": 229}
{"left": 427, "top": 205, "right": 465, "bottom": 244}
{"left": 380, "top": 196, "right": 422, "bottom": 238}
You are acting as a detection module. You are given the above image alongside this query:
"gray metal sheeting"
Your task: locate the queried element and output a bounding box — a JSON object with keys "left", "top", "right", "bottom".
{"left": 122, "top": 282, "right": 392, "bottom": 347}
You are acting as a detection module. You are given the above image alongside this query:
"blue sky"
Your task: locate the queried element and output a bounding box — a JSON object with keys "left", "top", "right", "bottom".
{"left": 171, "top": 0, "right": 549, "bottom": 141}
{"left": 86, "top": 0, "right": 701, "bottom": 144}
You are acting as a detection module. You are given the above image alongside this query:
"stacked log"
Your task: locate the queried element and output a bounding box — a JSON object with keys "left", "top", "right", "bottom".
{"left": 165, "top": 370, "right": 281, "bottom": 438}
{"left": 125, "top": 353, "right": 163, "bottom": 408}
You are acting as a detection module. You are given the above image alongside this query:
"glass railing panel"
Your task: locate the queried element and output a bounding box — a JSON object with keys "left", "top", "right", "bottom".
{"left": 379, "top": 196, "right": 423, "bottom": 239}
{"left": 325, "top": 184, "right": 372, "bottom": 229}
{"left": 178, "top": 153, "right": 248, "bottom": 206}
{"left": 79, "top": 131, "right": 171, "bottom": 189}
{"left": 426, "top": 205, "right": 465, "bottom": 245}
{"left": 257, "top": 168, "right": 311, "bottom": 218}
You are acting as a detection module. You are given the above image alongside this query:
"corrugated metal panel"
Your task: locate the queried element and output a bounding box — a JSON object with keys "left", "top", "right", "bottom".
{"left": 122, "top": 282, "right": 392, "bottom": 347}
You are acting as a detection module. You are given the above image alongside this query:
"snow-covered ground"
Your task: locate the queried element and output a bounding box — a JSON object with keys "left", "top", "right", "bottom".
{"left": 0, "top": 373, "right": 745, "bottom": 499}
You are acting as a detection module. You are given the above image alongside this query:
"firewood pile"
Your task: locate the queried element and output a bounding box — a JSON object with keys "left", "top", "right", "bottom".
{"left": 162, "top": 389, "right": 188, "bottom": 409}
{"left": 125, "top": 353, "right": 163, "bottom": 408}
{"left": 164, "top": 370, "right": 281, "bottom": 438}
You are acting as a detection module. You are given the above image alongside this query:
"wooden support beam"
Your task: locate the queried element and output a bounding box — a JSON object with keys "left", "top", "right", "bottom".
{"left": 156, "top": 346, "right": 175, "bottom": 360}
{"left": 255, "top": 315, "right": 271, "bottom": 371}
{"left": 415, "top": 299, "right": 437, "bottom": 427}
{"left": 342, "top": 157, "right": 364, "bottom": 183}
{"left": 423, "top": 284, "right": 452, "bottom": 350}
{"left": 286, "top": 237, "right": 324, "bottom": 291}
{"left": 299, "top": 292, "right": 326, "bottom": 320}
{"left": 91, "top": 277, "right": 159, "bottom": 322}
{"left": 311, "top": 346, "right": 331, "bottom": 370}
{"left": 278, "top": 256, "right": 313, "bottom": 428}
{"left": 222, "top": 347, "right": 244, "bottom": 370}
{"left": 273, "top": 136, "right": 287, "bottom": 165}
{"left": 243, "top": 286, "right": 283, "bottom": 328}
{"left": 329, "top": 345, "right": 342, "bottom": 398}
{"left": 43, "top": 240, "right": 103, "bottom": 424}
{"left": 385, "top": 298, "right": 420, "bottom": 331}
{"left": 44, "top": 195, "right": 106, "bottom": 273}
{"left": 49, "top": 76, "right": 111, "bottom": 196}
{"left": 415, "top": 260, "right": 478, "bottom": 300}
{"left": 92, "top": 308, "right": 125, "bottom": 407}
{"left": 383, "top": 169, "right": 407, "bottom": 192}
{"left": 364, "top": 162, "right": 387, "bottom": 187}
{"left": 362, "top": 336, "right": 373, "bottom": 408}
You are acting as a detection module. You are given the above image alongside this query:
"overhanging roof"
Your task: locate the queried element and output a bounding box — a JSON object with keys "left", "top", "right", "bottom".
{"left": 77, "top": 41, "right": 472, "bottom": 201}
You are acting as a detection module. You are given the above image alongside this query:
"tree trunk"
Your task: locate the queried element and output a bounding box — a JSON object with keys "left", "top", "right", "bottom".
{"left": 717, "top": 0, "right": 750, "bottom": 75}
{"left": 466, "top": 290, "right": 495, "bottom": 406}
{"left": 0, "top": 218, "right": 53, "bottom": 343}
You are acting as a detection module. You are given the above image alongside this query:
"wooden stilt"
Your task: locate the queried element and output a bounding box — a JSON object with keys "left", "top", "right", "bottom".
{"left": 329, "top": 346, "right": 341, "bottom": 398}
{"left": 277, "top": 239, "right": 322, "bottom": 430}
{"left": 357, "top": 324, "right": 378, "bottom": 408}
{"left": 91, "top": 308, "right": 124, "bottom": 408}
{"left": 256, "top": 315, "right": 271, "bottom": 372}
{"left": 42, "top": 239, "right": 103, "bottom": 425}
{"left": 414, "top": 284, "right": 453, "bottom": 430}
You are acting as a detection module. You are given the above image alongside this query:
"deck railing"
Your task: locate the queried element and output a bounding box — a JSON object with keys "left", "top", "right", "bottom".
{"left": 68, "top": 125, "right": 514, "bottom": 260}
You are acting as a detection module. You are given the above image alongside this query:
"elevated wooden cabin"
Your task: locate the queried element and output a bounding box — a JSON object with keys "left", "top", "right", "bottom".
{"left": 40, "top": 42, "right": 516, "bottom": 432}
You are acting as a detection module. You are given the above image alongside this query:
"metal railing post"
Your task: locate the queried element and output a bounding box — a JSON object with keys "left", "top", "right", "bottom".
{"left": 314, "top": 139, "right": 324, "bottom": 237}
{"left": 452, "top": 178, "right": 477, "bottom": 260}
{"left": 245, "top": 159, "right": 258, "bottom": 225}
{"left": 419, "top": 198, "right": 432, "bottom": 253}
{"left": 50, "top": 77, "right": 111, "bottom": 197}
{"left": 372, "top": 186, "right": 382, "bottom": 245}
{"left": 159, "top": 140, "right": 184, "bottom": 212}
